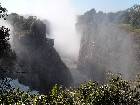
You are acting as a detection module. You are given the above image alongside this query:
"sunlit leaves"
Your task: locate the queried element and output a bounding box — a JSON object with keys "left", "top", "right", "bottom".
{"left": 0, "top": 4, "right": 8, "bottom": 20}
{"left": 127, "top": 5, "right": 140, "bottom": 28}
{"left": 0, "top": 75, "right": 140, "bottom": 104}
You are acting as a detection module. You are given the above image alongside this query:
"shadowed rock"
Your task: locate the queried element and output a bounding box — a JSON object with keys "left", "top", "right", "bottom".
{"left": 7, "top": 13, "right": 73, "bottom": 93}
{"left": 76, "top": 9, "right": 140, "bottom": 82}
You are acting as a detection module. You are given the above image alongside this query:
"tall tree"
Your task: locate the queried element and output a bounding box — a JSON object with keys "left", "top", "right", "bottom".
{"left": 128, "top": 5, "right": 140, "bottom": 28}
{"left": 0, "top": 4, "right": 16, "bottom": 92}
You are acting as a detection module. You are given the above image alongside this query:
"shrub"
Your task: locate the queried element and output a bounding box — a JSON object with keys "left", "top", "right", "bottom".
{"left": 0, "top": 74, "right": 140, "bottom": 105}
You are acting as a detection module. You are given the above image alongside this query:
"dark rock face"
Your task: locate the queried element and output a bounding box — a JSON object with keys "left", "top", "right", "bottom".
{"left": 76, "top": 9, "right": 139, "bottom": 82}
{"left": 7, "top": 13, "right": 73, "bottom": 93}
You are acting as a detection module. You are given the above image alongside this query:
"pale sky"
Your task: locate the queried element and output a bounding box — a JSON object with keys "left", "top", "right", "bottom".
{"left": 71, "top": 0, "right": 140, "bottom": 13}
{"left": 1, "top": 0, "right": 139, "bottom": 14}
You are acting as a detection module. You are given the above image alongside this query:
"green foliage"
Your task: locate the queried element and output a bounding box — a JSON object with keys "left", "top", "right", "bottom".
{"left": 0, "top": 4, "right": 11, "bottom": 59}
{"left": 127, "top": 5, "right": 140, "bottom": 28}
{"left": 0, "top": 75, "right": 140, "bottom": 105}
{"left": 0, "top": 4, "right": 8, "bottom": 20}
{"left": 0, "top": 3, "right": 16, "bottom": 94}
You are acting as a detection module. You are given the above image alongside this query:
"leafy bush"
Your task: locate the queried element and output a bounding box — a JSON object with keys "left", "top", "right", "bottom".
{"left": 0, "top": 74, "right": 140, "bottom": 105}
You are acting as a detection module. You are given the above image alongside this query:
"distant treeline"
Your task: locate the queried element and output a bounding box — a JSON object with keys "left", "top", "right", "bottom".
{"left": 77, "top": 5, "right": 140, "bottom": 29}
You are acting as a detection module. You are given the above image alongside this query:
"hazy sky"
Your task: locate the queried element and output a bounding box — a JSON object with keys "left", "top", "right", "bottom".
{"left": 1, "top": 0, "right": 140, "bottom": 14}
{"left": 71, "top": 0, "right": 140, "bottom": 13}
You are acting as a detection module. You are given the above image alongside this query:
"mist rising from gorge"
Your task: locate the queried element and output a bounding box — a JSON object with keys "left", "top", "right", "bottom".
{"left": 1, "top": 1, "right": 140, "bottom": 91}
{"left": 2, "top": 0, "right": 81, "bottom": 62}
{"left": 0, "top": 0, "right": 82, "bottom": 90}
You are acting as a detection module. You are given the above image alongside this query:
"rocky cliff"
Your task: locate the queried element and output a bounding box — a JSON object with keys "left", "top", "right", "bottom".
{"left": 76, "top": 9, "right": 140, "bottom": 82}
{"left": 7, "top": 13, "right": 73, "bottom": 93}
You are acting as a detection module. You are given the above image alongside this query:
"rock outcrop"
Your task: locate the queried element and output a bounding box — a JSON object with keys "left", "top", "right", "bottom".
{"left": 7, "top": 13, "right": 73, "bottom": 93}
{"left": 76, "top": 9, "right": 140, "bottom": 82}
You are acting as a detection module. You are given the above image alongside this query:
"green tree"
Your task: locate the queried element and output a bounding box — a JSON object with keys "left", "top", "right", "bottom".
{"left": 128, "top": 5, "right": 140, "bottom": 28}
{"left": 0, "top": 4, "right": 16, "bottom": 92}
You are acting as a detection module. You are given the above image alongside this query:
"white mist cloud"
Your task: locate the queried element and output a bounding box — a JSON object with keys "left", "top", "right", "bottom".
{"left": 1, "top": 0, "right": 80, "bottom": 59}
